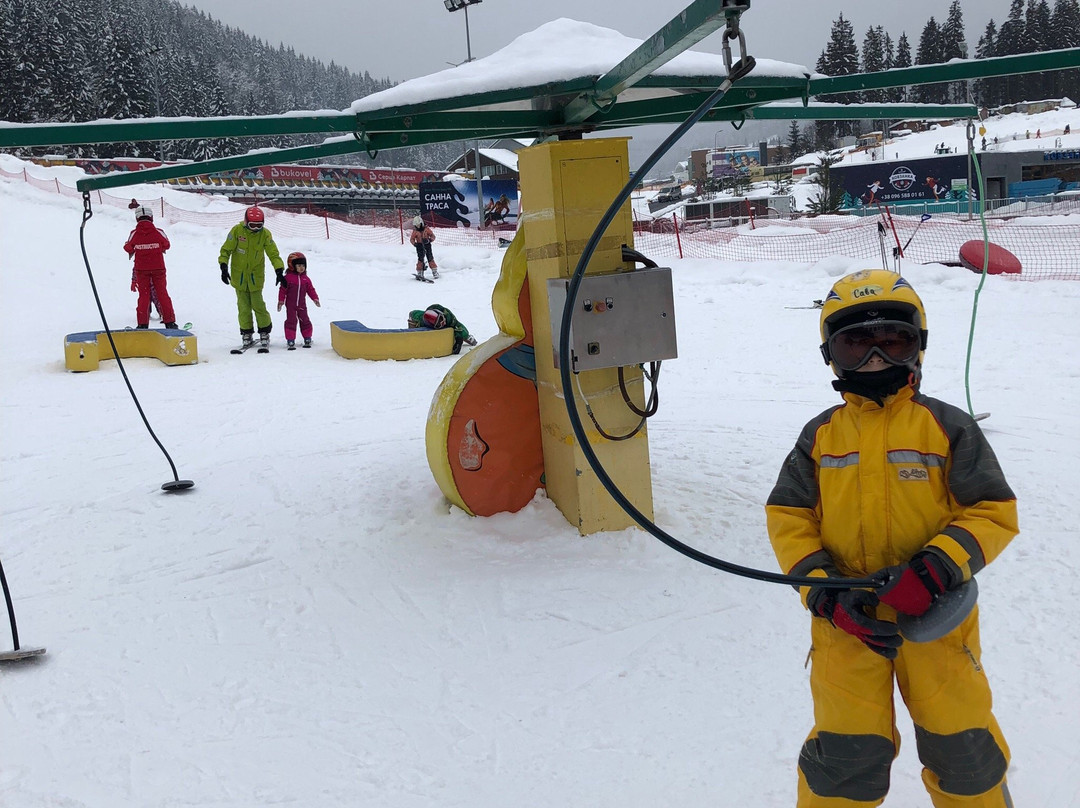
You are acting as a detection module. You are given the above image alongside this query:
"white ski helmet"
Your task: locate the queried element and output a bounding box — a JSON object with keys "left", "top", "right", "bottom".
{"left": 413, "top": 215, "right": 424, "bottom": 229}
{"left": 134, "top": 206, "right": 154, "bottom": 221}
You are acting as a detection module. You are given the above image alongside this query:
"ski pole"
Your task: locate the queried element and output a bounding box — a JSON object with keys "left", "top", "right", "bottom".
{"left": 902, "top": 213, "right": 932, "bottom": 252}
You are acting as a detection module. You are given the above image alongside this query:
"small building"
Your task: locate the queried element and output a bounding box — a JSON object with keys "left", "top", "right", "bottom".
{"left": 445, "top": 137, "right": 530, "bottom": 183}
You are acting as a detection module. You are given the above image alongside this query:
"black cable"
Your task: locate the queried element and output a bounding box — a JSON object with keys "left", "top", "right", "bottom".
{"left": 557, "top": 59, "right": 883, "bottom": 591}
{"left": 0, "top": 556, "right": 21, "bottom": 651}
{"left": 619, "top": 362, "right": 660, "bottom": 418}
{"left": 79, "top": 194, "right": 193, "bottom": 492}
{"left": 621, "top": 245, "right": 659, "bottom": 269}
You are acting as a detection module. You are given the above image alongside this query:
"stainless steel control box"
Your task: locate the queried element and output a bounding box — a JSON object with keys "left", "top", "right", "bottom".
{"left": 547, "top": 267, "right": 678, "bottom": 372}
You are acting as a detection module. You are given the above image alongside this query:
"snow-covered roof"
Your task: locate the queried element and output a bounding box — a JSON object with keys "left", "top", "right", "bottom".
{"left": 350, "top": 19, "right": 811, "bottom": 115}
{"left": 479, "top": 148, "right": 519, "bottom": 173}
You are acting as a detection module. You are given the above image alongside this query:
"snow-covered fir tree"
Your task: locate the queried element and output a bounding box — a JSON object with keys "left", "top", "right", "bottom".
{"left": 940, "top": 1, "right": 969, "bottom": 104}
{"left": 915, "top": 17, "right": 948, "bottom": 104}
{"left": 1050, "top": 0, "right": 1080, "bottom": 99}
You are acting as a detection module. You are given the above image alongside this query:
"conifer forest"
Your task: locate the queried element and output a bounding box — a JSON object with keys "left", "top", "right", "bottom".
{"left": 2, "top": 0, "right": 1079, "bottom": 164}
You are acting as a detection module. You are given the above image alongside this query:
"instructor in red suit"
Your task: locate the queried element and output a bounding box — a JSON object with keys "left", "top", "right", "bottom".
{"left": 124, "top": 206, "right": 178, "bottom": 329}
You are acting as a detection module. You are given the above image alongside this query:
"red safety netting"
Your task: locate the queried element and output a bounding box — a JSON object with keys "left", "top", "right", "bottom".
{"left": 3, "top": 164, "right": 1078, "bottom": 280}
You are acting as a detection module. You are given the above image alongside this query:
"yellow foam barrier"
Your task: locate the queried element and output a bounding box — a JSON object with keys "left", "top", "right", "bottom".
{"left": 330, "top": 320, "right": 454, "bottom": 361}
{"left": 64, "top": 327, "right": 198, "bottom": 372}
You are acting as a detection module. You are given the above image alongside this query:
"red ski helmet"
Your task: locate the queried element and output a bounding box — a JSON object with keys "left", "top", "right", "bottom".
{"left": 287, "top": 251, "right": 307, "bottom": 270}
{"left": 244, "top": 206, "right": 265, "bottom": 228}
{"left": 423, "top": 309, "right": 446, "bottom": 329}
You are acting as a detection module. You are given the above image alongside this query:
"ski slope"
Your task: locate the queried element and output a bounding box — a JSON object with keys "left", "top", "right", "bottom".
{"left": 2, "top": 158, "right": 1079, "bottom": 807}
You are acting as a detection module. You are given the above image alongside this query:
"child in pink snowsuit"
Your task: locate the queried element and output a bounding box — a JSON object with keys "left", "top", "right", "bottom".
{"left": 276, "top": 252, "right": 320, "bottom": 348}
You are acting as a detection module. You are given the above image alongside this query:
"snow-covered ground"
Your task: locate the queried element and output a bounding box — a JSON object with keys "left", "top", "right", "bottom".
{"left": 828, "top": 103, "right": 1080, "bottom": 167}
{"left": 2, "top": 158, "right": 1079, "bottom": 807}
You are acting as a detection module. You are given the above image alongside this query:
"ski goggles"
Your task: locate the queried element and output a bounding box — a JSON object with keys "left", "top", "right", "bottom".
{"left": 246, "top": 221, "right": 263, "bottom": 231}
{"left": 825, "top": 320, "right": 922, "bottom": 371}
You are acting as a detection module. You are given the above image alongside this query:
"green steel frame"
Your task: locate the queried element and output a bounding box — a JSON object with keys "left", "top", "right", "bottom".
{"left": 0, "top": 0, "right": 1076, "bottom": 194}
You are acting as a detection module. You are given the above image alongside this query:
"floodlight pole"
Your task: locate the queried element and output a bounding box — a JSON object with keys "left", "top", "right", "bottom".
{"left": 475, "top": 140, "right": 485, "bottom": 229}
{"left": 464, "top": 3, "right": 474, "bottom": 63}
{"left": 446, "top": 0, "right": 484, "bottom": 227}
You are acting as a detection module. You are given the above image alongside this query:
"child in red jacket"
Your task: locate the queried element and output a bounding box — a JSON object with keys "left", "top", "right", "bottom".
{"left": 276, "top": 251, "right": 320, "bottom": 349}
{"left": 409, "top": 215, "right": 439, "bottom": 279}
{"left": 123, "top": 207, "right": 178, "bottom": 329}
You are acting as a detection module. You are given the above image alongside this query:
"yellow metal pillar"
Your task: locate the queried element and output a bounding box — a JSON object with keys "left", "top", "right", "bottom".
{"left": 518, "top": 137, "right": 655, "bottom": 535}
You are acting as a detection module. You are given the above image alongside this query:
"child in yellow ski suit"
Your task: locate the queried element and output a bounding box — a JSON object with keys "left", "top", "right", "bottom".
{"left": 766, "top": 269, "right": 1018, "bottom": 808}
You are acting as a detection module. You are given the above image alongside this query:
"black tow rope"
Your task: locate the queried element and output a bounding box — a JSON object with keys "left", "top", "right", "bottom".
{"left": 556, "top": 27, "right": 883, "bottom": 591}
{"left": 79, "top": 193, "right": 194, "bottom": 492}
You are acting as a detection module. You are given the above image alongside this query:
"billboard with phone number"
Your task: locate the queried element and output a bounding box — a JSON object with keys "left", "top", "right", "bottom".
{"left": 833, "top": 156, "right": 973, "bottom": 209}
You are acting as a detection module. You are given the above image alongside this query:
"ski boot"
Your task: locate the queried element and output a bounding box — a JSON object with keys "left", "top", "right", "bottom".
{"left": 429, "top": 260, "right": 439, "bottom": 279}
{"left": 164, "top": 321, "right": 178, "bottom": 330}
{"left": 241, "top": 332, "right": 254, "bottom": 349}
{"left": 287, "top": 340, "right": 296, "bottom": 351}
{"left": 303, "top": 338, "right": 312, "bottom": 348}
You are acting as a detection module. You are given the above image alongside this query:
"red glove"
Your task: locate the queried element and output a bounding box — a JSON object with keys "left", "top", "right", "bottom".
{"left": 130, "top": 280, "right": 138, "bottom": 292}
{"left": 809, "top": 587, "right": 903, "bottom": 659}
{"left": 877, "top": 553, "right": 954, "bottom": 617}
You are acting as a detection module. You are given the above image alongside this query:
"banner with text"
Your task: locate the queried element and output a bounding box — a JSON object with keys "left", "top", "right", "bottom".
{"left": 420, "top": 178, "right": 519, "bottom": 228}
{"left": 833, "top": 156, "right": 973, "bottom": 209}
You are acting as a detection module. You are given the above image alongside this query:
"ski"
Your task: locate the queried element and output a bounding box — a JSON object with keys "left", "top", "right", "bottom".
{"left": 257, "top": 344, "right": 270, "bottom": 354}
{"left": 785, "top": 300, "right": 824, "bottom": 310}
{"left": 230, "top": 342, "right": 256, "bottom": 355}
{"left": 974, "top": 412, "right": 991, "bottom": 422}
{"left": 414, "top": 273, "right": 435, "bottom": 283}
{"left": 287, "top": 344, "right": 297, "bottom": 351}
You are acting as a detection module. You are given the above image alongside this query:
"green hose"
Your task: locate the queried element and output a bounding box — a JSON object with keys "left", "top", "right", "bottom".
{"left": 963, "top": 146, "right": 992, "bottom": 419}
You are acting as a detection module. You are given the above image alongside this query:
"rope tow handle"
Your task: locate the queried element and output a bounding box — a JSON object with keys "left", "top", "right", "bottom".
{"left": 79, "top": 192, "right": 194, "bottom": 492}
{"left": 556, "top": 11, "right": 882, "bottom": 591}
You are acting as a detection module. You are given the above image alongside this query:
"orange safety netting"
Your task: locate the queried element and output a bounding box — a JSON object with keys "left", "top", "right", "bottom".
{"left": 4, "top": 165, "right": 1078, "bottom": 280}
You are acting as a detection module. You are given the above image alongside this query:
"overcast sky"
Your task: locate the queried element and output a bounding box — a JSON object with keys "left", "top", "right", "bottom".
{"left": 184, "top": 0, "right": 1016, "bottom": 85}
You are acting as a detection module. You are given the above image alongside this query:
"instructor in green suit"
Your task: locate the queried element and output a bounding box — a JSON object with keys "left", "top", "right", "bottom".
{"left": 218, "top": 205, "right": 285, "bottom": 351}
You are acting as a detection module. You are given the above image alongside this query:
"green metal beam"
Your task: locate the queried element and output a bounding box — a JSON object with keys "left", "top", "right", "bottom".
{"left": 568, "top": 86, "right": 976, "bottom": 128}
{"left": 562, "top": 0, "right": 736, "bottom": 124}
{"left": 75, "top": 137, "right": 370, "bottom": 192}
{"left": 809, "top": 48, "right": 1080, "bottom": 96}
{"left": 738, "top": 103, "right": 978, "bottom": 121}
{"left": 9, "top": 49, "right": 1077, "bottom": 152}
{"left": 0, "top": 112, "right": 361, "bottom": 149}
{"left": 365, "top": 108, "right": 557, "bottom": 134}
{"left": 74, "top": 126, "right": 540, "bottom": 192}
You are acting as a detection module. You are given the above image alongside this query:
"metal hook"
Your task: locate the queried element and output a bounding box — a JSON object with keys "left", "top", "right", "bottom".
{"left": 354, "top": 130, "right": 378, "bottom": 161}
{"left": 590, "top": 93, "right": 618, "bottom": 115}
{"left": 81, "top": 191, "right": 93, "bottom": 223}
{"left": 721, "top": 5, "right": 755, "bottom": 83}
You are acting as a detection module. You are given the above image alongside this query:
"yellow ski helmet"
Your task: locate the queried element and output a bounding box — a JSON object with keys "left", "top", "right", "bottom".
{"left": 819, "top": 270, "right": 928, "bottom": 376}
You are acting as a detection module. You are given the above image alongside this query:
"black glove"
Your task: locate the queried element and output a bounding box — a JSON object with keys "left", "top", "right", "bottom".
{"left": 877, "top": 552, "right": 955, "bottom": 617}
{"left": 809, "top": 587, "right": 903, "bottom": 659}
{"left": 220, "top": 263, "right": 230, "bottom": 285}
{"left": 275, "top": 267, "right": 285, "bottom": 287}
